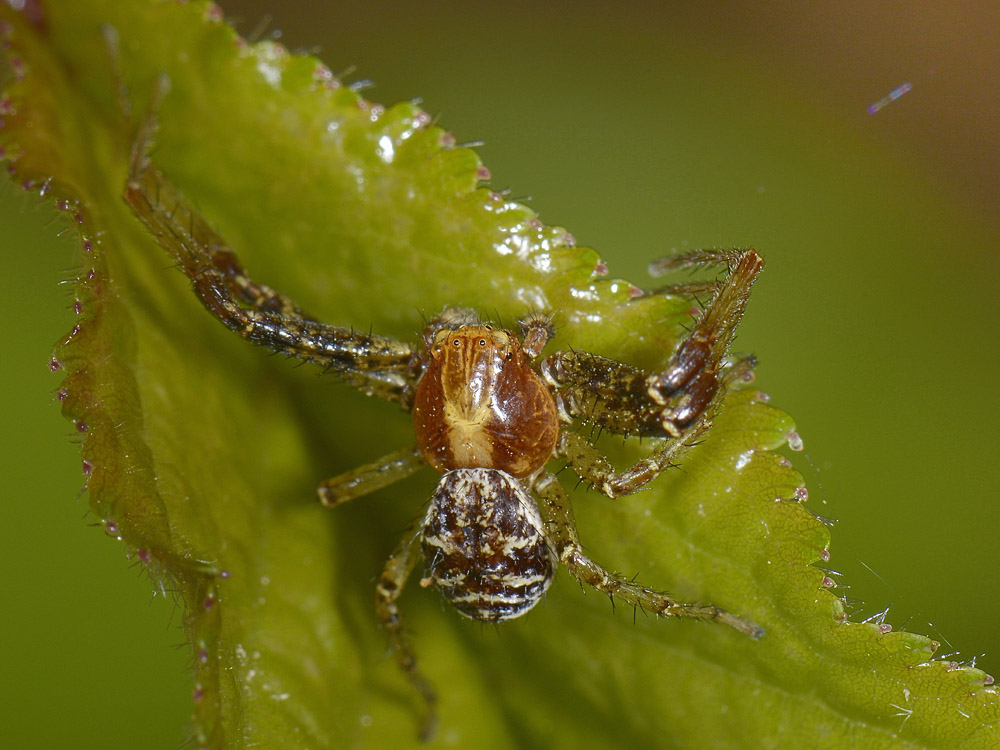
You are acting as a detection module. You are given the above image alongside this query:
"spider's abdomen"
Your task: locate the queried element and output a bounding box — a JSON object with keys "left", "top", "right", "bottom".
{"left": 412, "top": 325, "right": 559, "bottom": 477}
{"left": 421, "top": 468, "right": 557, "bottom": 622}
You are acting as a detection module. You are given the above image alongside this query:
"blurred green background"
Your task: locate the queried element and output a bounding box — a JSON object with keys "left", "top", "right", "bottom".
{"left": 2, "top": 1, "right": 998, "bottom": 747}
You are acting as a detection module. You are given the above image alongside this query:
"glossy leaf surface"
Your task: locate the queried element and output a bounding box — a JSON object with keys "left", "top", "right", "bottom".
{"left": 1, "top": 1, "right": 997, "bottom": 748}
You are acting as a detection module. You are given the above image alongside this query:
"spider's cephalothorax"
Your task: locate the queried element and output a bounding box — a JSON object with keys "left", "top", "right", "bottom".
{"left": 124, "top": 99, "right": 766, "bottom": 739}
{"left": 412, "top": 323, "right": 559, "bottom": 477}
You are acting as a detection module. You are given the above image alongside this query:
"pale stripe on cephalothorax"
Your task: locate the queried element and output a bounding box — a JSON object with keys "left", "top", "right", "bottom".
{"left": 438, "top": 328, "right": 508, "bottom": 469}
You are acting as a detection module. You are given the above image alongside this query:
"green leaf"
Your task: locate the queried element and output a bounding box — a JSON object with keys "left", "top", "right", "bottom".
{"left": 2, "top": 1, "right": 997, "bottom": 748}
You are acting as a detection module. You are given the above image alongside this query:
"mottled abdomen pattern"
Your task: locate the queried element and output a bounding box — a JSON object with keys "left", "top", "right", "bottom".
{"left": 421, "top": 468, "right": 556, "bottom": 622}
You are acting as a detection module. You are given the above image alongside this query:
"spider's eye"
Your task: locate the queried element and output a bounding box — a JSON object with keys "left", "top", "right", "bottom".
{"left": 452, "top": 339, "right": 461, "bottom": 347}
{"left": 506, "top": 352, "right": 513, "bottom": 361}
{"left": 479, "top": 338, "right": 487, "bottom": 347}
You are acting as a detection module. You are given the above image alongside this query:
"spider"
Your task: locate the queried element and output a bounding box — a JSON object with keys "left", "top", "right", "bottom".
{"left": 123, "top": 95, "right": 764, "bottom": 739}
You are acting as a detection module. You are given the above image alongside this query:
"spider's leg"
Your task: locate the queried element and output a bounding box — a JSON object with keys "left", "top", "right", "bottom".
{"left": 647, "top": 246, "right": 753, "bottom": 277}
{"left": 550, "top": 352, "right": 755, "bottom": 497}
{"left": 639, "top": 248, "right": 747, "bottom": 300}
{"left": 541, "top": 345, "right": 717, "bottom": 496}
{"left": 532, "top": 472, "right": 763, "bottom": 638}
{"left": 123, "top": 78, "right": 314, "bottom": 319}
{"left": 375, "top": 519, "right": 438, "bottom": 740}
{"left": 542, "top": 349, "right": 666, "bottom": 437}
{"left": 122, "top": 94, "right": 417, "bottom": 405}
{"left": 555, "top": 347, "right": 757, "bottom": 497}
{"left": 646, "top": 279, "right": 726, "bottom": 299}
{"left": 556, "top": 417, "right": 711, "bottom": 499}
{"left": 645, "top": 248, "right": 763, "bottom": 436}
{"left": 543, "top": 249, "right": 761, "bottom": 441}
{"left": 318, "top": 447, "right": 425, "bottom": 508}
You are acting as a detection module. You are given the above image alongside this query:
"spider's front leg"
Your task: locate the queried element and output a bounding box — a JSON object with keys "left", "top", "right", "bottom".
{"left": 543, "top": 248, "right": 762, "bottom": 497}
{"left": 532, "top": 472, "right": 764, "bottom": 638}
{"left": 645, "top": 248, "right": 763, "bottom": 436}
{"left": 121, "top": 82, "right": 417, "bottom": 405}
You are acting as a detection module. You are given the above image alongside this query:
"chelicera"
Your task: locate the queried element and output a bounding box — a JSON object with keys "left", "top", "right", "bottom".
{"left": 123, "top": 93, "right": 764, "bottom": 738}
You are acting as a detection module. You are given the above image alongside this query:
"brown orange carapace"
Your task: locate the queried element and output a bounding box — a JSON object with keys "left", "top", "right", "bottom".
{"left": 413, "top": 325, "right": 559, "bottom": 477}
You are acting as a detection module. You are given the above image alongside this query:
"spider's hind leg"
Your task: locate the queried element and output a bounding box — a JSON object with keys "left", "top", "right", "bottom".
{"left": 375, "top": 518, "right": 439, "bottom": 741}
{"left": 533, "top": 472, "right": 763, "bottom": 638}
